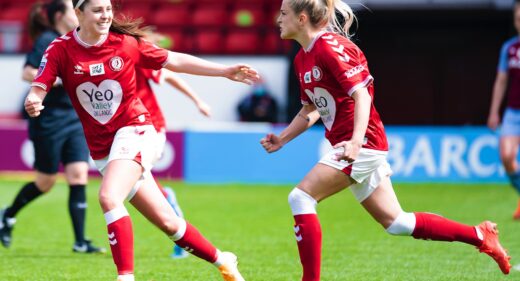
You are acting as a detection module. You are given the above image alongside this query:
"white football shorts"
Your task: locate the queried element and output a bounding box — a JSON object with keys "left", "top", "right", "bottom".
{"left": 94, "top": 125, "right": 157, "bottom": 200}
{"left": 151, "top": 128, "right": 167, "bottom": 165}
{"left": 319, "top": 147, "right": 393, "bottom": 202}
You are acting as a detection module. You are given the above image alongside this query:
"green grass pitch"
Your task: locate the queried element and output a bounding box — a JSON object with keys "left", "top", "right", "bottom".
{"left": 0, "top": 175, "right": 519, "bottom": 280}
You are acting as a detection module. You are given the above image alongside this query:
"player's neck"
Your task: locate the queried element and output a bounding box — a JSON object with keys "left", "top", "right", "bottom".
{"left": 299, "top": 29, "right": 325, "bottom": 51}
{"left": 76, "top": 28, "right": 105, "bottom": 46}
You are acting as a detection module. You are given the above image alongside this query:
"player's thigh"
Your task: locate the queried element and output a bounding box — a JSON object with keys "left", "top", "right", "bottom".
{"left": 499, "top": 136, "right": 520, "bottom": 160}
{"left": 299, "top": 163, "right": 353, "bottom": 202}
{"left": 99, "top": 159, "right": 143, "bottom": 211}
{"left": 130, "top": 175, "right": 181, "bottom": 234}
{"left": 360, "top": 176, "right": 403, "bottom": 228}
{"left": 96, "top": 125, "right": 158, "bottom": 211}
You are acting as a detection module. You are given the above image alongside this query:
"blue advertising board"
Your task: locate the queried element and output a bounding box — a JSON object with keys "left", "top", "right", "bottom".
{"left": 185, "top": 126, "right": 505, "bottom": 184}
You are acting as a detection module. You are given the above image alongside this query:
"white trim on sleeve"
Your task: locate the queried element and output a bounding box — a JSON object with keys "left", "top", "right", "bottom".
{"left": 161, "top": 52, "right": 171, "bottom": 68}
{"left": 31, "top": 82, "right": 48, "bottom": 91}
{"left": 347, "top": 75, "right": 374, "bottom": 96}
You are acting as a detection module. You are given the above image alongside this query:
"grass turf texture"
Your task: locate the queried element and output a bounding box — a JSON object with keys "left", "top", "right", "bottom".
{"left": 0, "top": 175, "right": 518, "bottom": 281}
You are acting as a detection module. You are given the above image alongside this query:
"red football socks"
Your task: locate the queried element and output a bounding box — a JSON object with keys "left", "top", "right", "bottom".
{"left": 294, "top": 214, "right": 322, "bottom": 281}
{"left": 174, "top": 222, "right": 218, "bottom": 263}
{"left": 412, "top": 212, "right": 482, "bottom": 246}
{"left": 107, "top": 216, "right": 134, "bottom": 275}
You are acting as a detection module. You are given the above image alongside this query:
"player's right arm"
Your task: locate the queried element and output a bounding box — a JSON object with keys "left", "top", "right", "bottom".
{"left": 26, "top": 38, "right": 61, "bottom": 117}
{"left": 488, "top": 72, "right": 509, "bottom": 130}
{"left": 25, "top": 87, "right": 47, "bottom": 117}
{"left": 260, "top": 104, "right": 320, "bottom": 153}
{"left": 487, "top": 41, "right": 510, "bottom": 130}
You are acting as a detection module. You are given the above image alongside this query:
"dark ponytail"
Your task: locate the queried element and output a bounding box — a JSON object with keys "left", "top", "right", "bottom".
{"left": 72, "top": 0, "right": 146, "bottom": 40}
{"left": 28, "top": 0, "right": 67, "bottom": 41}
{"left": 28, "top": 2, "right": 49, "bottom": 41}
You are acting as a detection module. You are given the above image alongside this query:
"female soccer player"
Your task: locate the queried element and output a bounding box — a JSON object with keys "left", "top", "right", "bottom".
{"left": 24, "top": 0, "right": 258, "bottom": 280}
{"left": 261, "top": 0, "right": 512, "bottom": 280}
{"left": 0, "top": 0, "right": 103, "bottom": 254}
{"left": 487, "top": 0, "right": 520, "bottom": 220}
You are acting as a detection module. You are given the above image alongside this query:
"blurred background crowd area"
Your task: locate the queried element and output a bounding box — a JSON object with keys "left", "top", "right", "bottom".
{"left": 0, "top": 0, "right": 515, "bottom": 125}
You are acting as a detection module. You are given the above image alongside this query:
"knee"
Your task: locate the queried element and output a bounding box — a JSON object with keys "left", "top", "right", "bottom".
{"left": 98, "top": 189, "right": 120, "bottom": 211}
{"left": 169, "top": 218, "right": 187, "bottom": 241}
{"left": 65, "top": 164, "right": 88, "bottom": 185}
{"left": 385, "top": 212, "right": 416, "bottom": 236}
{"left": 288, "top": 188, "right": 317, "bottom": 215}
{"left": 35, "top": 176, "right": 57, "bottom": 192}
{"left": 159, "top": 217, "right": 180, "bottom": 235}
{"left": 500, "top": 150, "right": 515, "bottom": 165}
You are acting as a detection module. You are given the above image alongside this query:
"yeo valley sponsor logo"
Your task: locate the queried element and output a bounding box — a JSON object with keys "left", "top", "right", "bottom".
{"left": 76, "top": 80, "right": 122, "bottom": 124}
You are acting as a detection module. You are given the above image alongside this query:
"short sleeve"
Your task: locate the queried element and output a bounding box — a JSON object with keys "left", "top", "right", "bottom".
{"left": 498, "top": 40, "right": 511, "bottom": 73}
{"left": 31, "top": 43, "right": 61, "bottom": 92}
{"left": 150, "top": 69, "right": 163, "bottom": 84}
{"left": 319, "top": 36, "right": 373, "bottom": 96}
{"left": 129, "top": 37, "right": 169, "bottom": 70}
{"left": 25, "top": 32, "right": 55, "bottom": 68}
{"left": 294, "top": 52, "right": 311, "bottom": 105}
{"left": 299, "top": 72, "right": 311, "bottom": 105}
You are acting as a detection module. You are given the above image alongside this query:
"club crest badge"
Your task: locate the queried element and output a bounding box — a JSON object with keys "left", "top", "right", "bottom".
{"left": 312, "top": 66, "right": 322, "bottom": 81}
{"left": 109, "top": 56, "right": 124, "bottom": 72}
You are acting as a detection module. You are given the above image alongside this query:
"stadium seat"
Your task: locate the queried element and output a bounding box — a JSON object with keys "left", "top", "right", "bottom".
{"left": 150, "top": 3, "right": 191, "bottom": 27}
{"left": 0, "top": 5, "right": 31, "bottom": 22}
{"left": 191, "top": 5, "right": 229, "bottom": 27}
{"left": 262, "top": 31, "right": 284, "bottom": 54}
{"left": 193, "top": 30, "right": 224, "bottom": 54}
{"left": 229, "top": 4, "right": 266, "bottom": 28}
{"left": 157, "top": 28, "right": 193, "bottom": 53}
{"left": 224, "top": 31, "right": 260, "bottom": 54}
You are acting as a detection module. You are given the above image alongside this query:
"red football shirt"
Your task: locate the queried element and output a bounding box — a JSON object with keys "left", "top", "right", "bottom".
{"left": 135, "top": 68, "right": 166, "bottom": 132}
{"left": 294, "top": 31, "right": 388, "bottom": 151}
{"left": 32, "top": 29, "right": 169, "bottom": 159}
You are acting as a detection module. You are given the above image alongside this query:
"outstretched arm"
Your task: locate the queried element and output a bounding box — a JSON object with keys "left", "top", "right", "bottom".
{"left": 260, "top": 104, "right": 320, "bottom": 153}
{"left": 162, "top": 70, "right": 211, "bottom": 117}
{"left": 163, "top": 52, "right": 260, "bottom": 85}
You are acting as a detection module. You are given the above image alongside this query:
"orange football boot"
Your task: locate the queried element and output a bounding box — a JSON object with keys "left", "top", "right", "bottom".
{"left": 476, "top": 221, "right": 511, "bottom": 274}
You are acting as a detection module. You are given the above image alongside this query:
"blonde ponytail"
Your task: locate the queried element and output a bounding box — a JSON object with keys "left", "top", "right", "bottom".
{"left": 329, "top": 0, "right": 356, "bottom": 38}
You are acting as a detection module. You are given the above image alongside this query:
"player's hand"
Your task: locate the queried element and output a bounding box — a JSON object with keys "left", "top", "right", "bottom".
{"left": 260, "top": 133, "right": 283, "bottom": 153}
{"left": 333, "top": 140, "right": 362, "bottom": 163}
{"left": 24, "top": 93, "right": 44, "bottom": 117}
{"left": 197, "top": 101, "right": 212, "bottom": 117}
{"left": 225, "top": 64, "right": 260, "bottom": 85}
{"left": 487, "top": 112, "right": 500, "bottom": 131}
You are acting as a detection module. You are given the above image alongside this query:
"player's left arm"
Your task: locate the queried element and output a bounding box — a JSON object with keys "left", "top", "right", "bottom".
{"left": 134, "top": 38, "right": 260, "bottom": 84}
{"left": 333, "top": 87, "right": 371, "bottom": 163}
{"left": 163, "top": 52, "right": 260, "bottom": 85}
